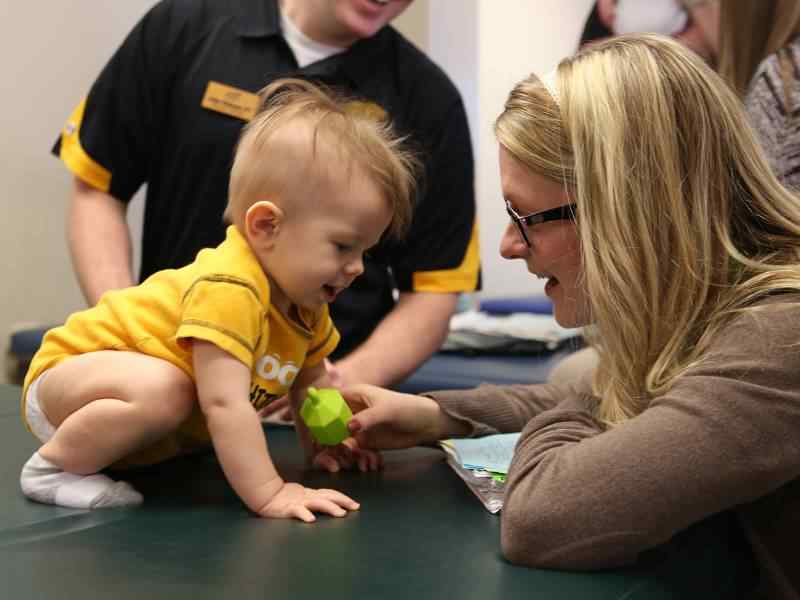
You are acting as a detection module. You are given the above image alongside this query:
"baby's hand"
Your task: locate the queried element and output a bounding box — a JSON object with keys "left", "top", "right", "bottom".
{"left": 313, "top": 440, "right": 383, "bottom": 473}
{"left": 258, "top": 482, "right": 360, "bottom": 522}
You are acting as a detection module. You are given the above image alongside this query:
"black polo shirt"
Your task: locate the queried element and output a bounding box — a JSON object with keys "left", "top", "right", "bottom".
{"left": 53, "top": 0, "right": 479, "bottom": 357}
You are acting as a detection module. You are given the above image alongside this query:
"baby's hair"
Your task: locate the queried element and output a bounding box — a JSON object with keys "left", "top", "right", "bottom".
{"left": 224, "top": 78, "right": 418, "bottom": 240}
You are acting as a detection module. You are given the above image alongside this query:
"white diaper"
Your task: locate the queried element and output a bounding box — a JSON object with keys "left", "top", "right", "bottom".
{"left": 25, "top": 372, "right": 56, "bottom": 443}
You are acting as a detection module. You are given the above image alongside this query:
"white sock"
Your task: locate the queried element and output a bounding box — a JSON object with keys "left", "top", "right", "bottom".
{"left": 20, "top": 452, "right": 143, "bottom": 509}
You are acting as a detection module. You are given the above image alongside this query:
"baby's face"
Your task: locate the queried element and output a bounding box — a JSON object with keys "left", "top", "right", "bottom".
{"left": 264, "top": 171, "right": 392, "bottom": 313}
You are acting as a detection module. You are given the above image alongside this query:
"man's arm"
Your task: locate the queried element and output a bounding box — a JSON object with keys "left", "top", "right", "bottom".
{"left": 67, "top": 177, "right": 135, "bottom": 305}
{"left": 333, "top": 291, "right": 458, "bottom": 387}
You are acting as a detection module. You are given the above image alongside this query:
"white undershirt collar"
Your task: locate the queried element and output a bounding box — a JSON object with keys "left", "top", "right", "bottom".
{"left": 280, "top": 9, "right": 344, "bottom": 68}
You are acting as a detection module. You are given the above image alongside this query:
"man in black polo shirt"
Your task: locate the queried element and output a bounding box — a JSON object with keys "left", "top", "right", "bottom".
{"left": 53, "top": 0, "right": 479, "bottom": 389}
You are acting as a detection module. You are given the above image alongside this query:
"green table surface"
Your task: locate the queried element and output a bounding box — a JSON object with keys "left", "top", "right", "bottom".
{"left": 0, "top": 384, "right": 754, "bottom": 599}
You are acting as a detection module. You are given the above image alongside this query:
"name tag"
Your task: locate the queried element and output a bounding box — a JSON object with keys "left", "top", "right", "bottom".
{"left": 344, "top": 100, "right": 388, "bottom": 122}
{"left": 201, "top": 81, "right": 261, "bottom": 121}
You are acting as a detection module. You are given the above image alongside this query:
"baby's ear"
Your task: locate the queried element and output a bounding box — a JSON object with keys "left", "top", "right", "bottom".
{"left": 245, "top": 201, "right": 283, "bottom": 246}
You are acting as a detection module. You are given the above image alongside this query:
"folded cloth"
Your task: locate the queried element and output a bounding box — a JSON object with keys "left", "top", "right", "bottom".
{"left": 442, "top": 310, "right": 579, "bottom": 354}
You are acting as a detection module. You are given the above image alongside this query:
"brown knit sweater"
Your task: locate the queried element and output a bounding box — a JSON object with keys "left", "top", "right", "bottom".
{"left": 430, "top": 295, "right": 800, "bottom": 599}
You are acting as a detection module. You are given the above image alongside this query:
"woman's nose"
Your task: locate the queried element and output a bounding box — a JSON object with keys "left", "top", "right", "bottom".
{"left": 499, "top": 222, "right": 528, "bottom": 260}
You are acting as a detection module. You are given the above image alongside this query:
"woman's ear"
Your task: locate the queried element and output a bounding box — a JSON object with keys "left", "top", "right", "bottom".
{"left": 245, "top": 201, "right": 284, "bottom": 248}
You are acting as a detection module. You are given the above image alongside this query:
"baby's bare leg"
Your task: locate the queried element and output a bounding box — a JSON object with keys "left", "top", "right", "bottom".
{"left": 21, "top": 351, "right": 196, "bottom": 508}
{"left": 38, "top": 351, "right": 196, "bottom": 472}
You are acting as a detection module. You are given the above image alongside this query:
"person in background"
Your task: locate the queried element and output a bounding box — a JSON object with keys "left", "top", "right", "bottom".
{"left": 713, "top": 0, "right": 800, "bottom": 189}
{"left": 53, "top": 0, "right": 479, "bottom": 393}
{"left": 580, "top": 0, "right": 716, "bottom": 60}
{"left": 583, "top": 0, "right": 800, "bottom": 177}
{"left": 578, "top": 0, "right": 614, "bottom": 47}
{"left": 341, "top": 35, "right": 800, "bottom": 599}
{"left": 20, "top": 79, "right": 416, "bottom": 517}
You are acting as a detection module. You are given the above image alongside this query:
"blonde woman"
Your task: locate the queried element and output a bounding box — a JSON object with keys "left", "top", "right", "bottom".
{"left": 341, "top": 35, "right": 800, "bottom": 598}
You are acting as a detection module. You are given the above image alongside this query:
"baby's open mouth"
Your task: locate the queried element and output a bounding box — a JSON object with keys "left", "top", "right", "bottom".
{"left": 323, "top": 285, "right": 339, "bottom": 300}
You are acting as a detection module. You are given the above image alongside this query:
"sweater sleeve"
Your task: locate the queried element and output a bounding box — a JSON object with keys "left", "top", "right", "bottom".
{"left": 428, "top": 382, "right": 582, "bottom": 437}
{"left": 495, "top": 302, "right": 800, "bottom": 570}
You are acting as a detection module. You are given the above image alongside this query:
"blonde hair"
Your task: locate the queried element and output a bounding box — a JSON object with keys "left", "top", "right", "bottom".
{"left": 225, "top": 78, "right": 417, "bottom": 239}
{"left": 717, "top": 0, "right": 800, "bottom": 102}
{"left": 496, "top": 34, "right": 800, "bottom": 426}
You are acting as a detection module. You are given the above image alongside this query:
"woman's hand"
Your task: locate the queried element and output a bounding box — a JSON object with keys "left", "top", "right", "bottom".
{"left": 342, "top": 384, "right": 455, "bottom": 450}
{"left": 258, "top": 482, "right": 359, "bottom": 522}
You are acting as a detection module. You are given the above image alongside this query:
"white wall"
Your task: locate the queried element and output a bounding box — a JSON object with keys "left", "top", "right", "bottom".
{"left": 415, "top": 1, "right": 595, "bottom": 298}
{"left": 1, "top": 2, "right": 156, "bottom": 382}
{"left": 473, "top": 0, "right": 595, "bottom": 297}
{"left": 394, "top": 0, "right": 430, "bottom": 48}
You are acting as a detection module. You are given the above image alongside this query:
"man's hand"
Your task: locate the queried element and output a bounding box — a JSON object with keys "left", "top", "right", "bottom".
{"left": 259, "top": 395, "right": 292, "bottom": 422}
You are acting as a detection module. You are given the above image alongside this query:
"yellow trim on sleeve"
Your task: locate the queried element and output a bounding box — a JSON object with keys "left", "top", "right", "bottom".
{"left": 58, "top": 98, "right": 112, "bottom": 193}
{"left": 412, "top": 222, "right": 480, "bottom": 292}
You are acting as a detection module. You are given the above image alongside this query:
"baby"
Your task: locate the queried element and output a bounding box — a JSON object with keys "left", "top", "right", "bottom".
{"left": 19, "top": 78, "right": 416, "bottom": 521}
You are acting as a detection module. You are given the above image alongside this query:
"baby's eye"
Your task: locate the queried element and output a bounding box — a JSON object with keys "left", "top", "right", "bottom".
{"left": 335, "top": 243, "right": 353, "bottom": 253}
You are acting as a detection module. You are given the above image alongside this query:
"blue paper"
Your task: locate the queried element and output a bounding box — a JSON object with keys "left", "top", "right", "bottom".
{"left": 449, "top": 433, "right": 521, "bottom": 475}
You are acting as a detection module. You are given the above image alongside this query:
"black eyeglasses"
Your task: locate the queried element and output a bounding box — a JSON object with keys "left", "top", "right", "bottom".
{"left": 505, "top": 200, "right": 577, "bottom": 248}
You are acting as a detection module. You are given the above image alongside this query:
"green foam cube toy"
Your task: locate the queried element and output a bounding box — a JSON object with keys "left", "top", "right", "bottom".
{"left": 300, "top": 387, "right": 353, "bottom": 446}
